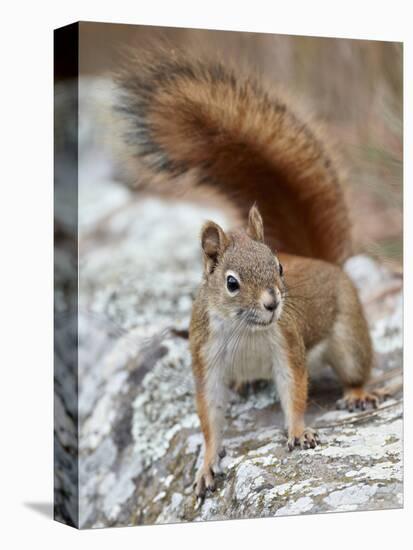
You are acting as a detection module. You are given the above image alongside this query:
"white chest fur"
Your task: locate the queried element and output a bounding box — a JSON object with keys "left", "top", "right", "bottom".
{"left": 202, "top": 313, "right": 286, "bottom": 383}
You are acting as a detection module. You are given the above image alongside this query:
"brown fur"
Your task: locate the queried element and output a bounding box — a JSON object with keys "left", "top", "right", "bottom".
{"left": 116, "top": 49, "right": 351, "bottom": 265}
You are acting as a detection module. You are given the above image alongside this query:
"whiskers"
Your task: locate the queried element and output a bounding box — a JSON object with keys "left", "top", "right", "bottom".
{"left": 280, "top": 277, "right": 320, "bottom": 322}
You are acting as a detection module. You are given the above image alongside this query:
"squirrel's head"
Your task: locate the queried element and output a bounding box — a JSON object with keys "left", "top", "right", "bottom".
{"left": 200, "top": 205, "right": 285, "bottom": 329}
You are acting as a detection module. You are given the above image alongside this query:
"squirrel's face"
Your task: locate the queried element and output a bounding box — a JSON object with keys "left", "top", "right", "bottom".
{"left": 201, "top": 205, "right": 285, "bottom": 329}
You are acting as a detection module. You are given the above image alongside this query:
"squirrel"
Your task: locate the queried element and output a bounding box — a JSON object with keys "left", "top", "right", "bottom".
{"left": 115, "top": 50, "right": 382, "bottom": 500}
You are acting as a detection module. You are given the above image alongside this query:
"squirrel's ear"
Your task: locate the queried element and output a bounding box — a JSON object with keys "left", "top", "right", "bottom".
{"left": 247, "top": 204, "right": 264, "bottom": 242}
{"left": 201, "top": 221, "right": 228, "bottom": 273}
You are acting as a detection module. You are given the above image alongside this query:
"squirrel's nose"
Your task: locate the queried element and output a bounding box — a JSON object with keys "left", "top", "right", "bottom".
{"left": 262, "top": 288, "right": 278, "bottom": 312}
{"left": 264, "top": 300, "right": 277, "bottom": 312}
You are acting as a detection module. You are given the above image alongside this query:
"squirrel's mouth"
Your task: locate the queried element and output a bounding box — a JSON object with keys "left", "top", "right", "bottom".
{"left": 246, "top": 312, "right": 275, "bottom": 327}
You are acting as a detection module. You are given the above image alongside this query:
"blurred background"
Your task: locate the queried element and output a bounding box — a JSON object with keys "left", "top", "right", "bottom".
{"left": 78, "top": 23, "right": 403, "bottom": 268}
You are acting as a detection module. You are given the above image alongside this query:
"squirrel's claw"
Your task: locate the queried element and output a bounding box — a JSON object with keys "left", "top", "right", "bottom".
{"left": 336, "top": 388, "right": 386, "bottom": 412}
{"left": 287, "top": 428, "right": 320, "bottom": 451}
{"left": 194, "top": 454, "right": 226, "bottom": 504}
{"left": 194, "top": 466, "right": 216, "bottom": 501}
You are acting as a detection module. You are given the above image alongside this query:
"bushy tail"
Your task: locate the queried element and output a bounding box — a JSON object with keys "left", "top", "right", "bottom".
{"left": 115, "top": 49, "right": 352, "bottom": 265}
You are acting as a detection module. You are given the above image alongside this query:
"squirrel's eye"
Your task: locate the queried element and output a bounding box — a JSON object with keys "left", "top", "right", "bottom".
{"left": 279, "top": 263, "right": 283, "bottom": 277}
{"left": 226, "top": 275, "right": 240, "bottom": 293}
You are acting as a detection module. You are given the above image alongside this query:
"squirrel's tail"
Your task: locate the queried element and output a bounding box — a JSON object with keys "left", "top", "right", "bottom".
{"left": 116, "top": 49, "right": 351, "bottom": 265}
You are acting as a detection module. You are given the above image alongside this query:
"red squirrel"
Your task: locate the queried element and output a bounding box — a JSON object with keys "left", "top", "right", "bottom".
{"left": 116, "top": 50, "right": 380, "bottom": 500}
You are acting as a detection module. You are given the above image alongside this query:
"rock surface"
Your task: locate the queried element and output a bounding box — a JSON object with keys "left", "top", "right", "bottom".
{"left": 54, "top": 79, "right": 403, "bottom": 528}
{"left": 75, "top": 185, "right": 402, "bottom": 528}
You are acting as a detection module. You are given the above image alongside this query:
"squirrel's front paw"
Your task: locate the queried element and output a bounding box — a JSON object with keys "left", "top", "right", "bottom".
{"left": 194, "top": 465, "right": 216, "bottom": 500}
{"left": 287, "top": 427, "right": 320, "bottom": 451}
{"left": 194, "top": 459, "right": 224, "bottom": 502}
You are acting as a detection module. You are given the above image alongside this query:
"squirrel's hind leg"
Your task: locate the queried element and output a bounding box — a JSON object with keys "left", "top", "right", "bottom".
{"left": 326, "top": 315, "right": 383, "bottom": 411}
